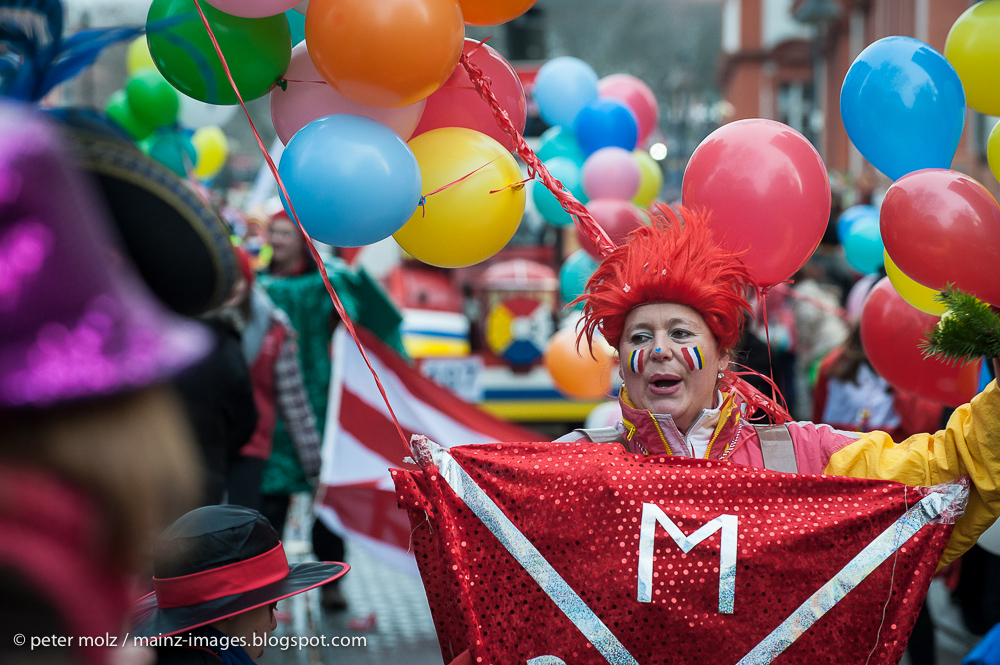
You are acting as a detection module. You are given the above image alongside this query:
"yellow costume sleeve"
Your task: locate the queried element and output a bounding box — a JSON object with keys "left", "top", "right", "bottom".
{"left": 825, "top": 380, "right": 1000, "bottom": 567}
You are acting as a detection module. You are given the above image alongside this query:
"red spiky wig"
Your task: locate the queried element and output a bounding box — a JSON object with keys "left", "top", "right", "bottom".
{"left": 576, "top": 205, "right": 756, "bottom": 352}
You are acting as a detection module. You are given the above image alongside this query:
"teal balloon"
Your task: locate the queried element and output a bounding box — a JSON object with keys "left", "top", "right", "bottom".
{"left": 532, "top": 156, "right": 587, "bottom": 227}
{"left": 843, "top": 217, "right": 884, "bottom": 274}
{"left": 560, "top": 249, "right": 599, "bottom": 307}
{"left": 536, "top": 126, "right": 585, "bottom": 166}
{"left": 149, "top": 131, "right": 198, "bottom": 177}
{"left": 285, "top": 9, "right": 305, "bottom": 45}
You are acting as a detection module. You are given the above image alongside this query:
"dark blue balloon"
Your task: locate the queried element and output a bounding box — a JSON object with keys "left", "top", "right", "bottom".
{"left": 841, "top": 36, "right": 965, "bottom": 181}
{"left": 836, "top": 204, "right": 878, "bottom": 243}
{"left": 573, "top": 98, "right": 638, "bottom": 156}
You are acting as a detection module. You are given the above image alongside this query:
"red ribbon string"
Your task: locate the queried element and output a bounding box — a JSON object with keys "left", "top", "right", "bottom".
{"left": 458, "top": 42, "right": 617, "bottom": 258}
{"left": 418, "top": 158, "right": 499, "bottom": 216}
{"left": 190, "top": 0, "right": 411, "bottom": 453}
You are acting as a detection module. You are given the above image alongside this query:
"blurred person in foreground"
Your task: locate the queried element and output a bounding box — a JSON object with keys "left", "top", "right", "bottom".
{"left": 0, "top": 106, "right": 207, "bottom": 664}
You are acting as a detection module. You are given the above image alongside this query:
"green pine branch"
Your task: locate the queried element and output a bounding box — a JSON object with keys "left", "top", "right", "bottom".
{"left": 920, "top": 287, "right": 1000, "bottom": 365}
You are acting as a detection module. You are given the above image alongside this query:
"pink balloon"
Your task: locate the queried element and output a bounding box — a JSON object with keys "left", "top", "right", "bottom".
{"left": 205, "top": 0, "right": 300, "bottom": 18}
{"left": 581, "top": 147, "right": 641, "bottom": 201}
{"left": 411, "top": 39, "right": 526, "bottom": 152}
{"left": 270, "top": 43, "right": 426, "bottom": 145}
{"left": 681, "top": 119, "right": 830, "bottom": 288}
{"left": 576, "top": 199, "right": 646, "bottom": 259}
{"left": 598, "top": 74, "right": 659, "bottom": 144}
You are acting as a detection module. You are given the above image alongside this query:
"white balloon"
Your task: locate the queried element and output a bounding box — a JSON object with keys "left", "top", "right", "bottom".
{"left": 978, "top": 519, "right": 1000, "bottom": 557}
{"left": 293, "top": 0, "right": 308, "bottom": 14}
{"left": 178, "top": 94, "right": 240, "bottom": 130}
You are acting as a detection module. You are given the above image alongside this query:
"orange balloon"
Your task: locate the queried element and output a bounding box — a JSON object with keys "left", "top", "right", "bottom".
{"left": 544, "top": 327, "right": 617, "bottom": 400}
{"left": 305, "top": 0, "right": 464, "bottom": 108}
{"left": 458, "top": 0, "right": 537, "bottom": 26}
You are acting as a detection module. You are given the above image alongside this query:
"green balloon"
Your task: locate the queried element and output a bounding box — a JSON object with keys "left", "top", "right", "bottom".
{"left": 146, "top": 0, "right": 291, "bottom": 105}
{"left": 537, "top": 126, "right": 586, "bottom": 166}
{"left": 105, "top": 89, "right": 154, "bottom": 140}
{"left": 150, "top": 131, "right": 198, "bottom": 177}
{"left": 126, "top": 67, "right": 180, "bottom": 128}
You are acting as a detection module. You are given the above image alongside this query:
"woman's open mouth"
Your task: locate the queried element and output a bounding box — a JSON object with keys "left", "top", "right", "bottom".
{"left": 649, "top": 374, "right": 682, "bottom": 395}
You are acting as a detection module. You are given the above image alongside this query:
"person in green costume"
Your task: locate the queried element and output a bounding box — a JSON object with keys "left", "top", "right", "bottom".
{"left": 259, "top": 211, "right": 405, "bottom": 609}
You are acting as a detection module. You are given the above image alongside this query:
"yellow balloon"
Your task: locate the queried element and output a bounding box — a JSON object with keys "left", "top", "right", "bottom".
{"left": 192, "top": 126, "right": 229, "bottom": 180}
{"left": 632, "top": 149, "right": 663, "bottom": 209}
{"left": 126, "top": 37, "right": 155, "bottom": 75}
{"left": 394, "top": 128, "right": 525, "bottom": 268}
{"left": 988, "top": 120, "right": 1000, "bottom": 184}
{"left": 884, "top": 251, "right": 947, "bottom": 316}
{"left": 945, "top": 0, "right": 1000, "bottom": 116}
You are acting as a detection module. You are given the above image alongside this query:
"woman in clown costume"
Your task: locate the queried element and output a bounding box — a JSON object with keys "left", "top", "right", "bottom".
{"left": 558, "top": 204, "right": 1000, "bottom": 569}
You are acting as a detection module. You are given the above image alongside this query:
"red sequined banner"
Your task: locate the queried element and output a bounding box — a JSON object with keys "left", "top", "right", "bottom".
{"left": 393, "top": 441, "right": 960, "bottom": 665}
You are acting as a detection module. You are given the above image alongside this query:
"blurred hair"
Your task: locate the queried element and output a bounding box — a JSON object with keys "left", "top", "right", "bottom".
{"left": 0, "top": 386, "right": 202, "bottom": 571}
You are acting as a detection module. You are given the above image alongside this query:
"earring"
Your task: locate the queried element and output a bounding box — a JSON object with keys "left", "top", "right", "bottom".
{"left": 717, "top": 372, "right": 724, "bottom": 379}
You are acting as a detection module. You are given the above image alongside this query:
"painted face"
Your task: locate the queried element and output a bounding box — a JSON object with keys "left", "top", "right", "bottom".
{"left": 268, "top": 217, "right": 304, "bottom": 269}
{"left": 618, "top": 302, "right": 728, "bottom": 432}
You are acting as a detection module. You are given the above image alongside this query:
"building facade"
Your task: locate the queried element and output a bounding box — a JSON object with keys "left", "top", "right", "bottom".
{"left": 721, "top": 0, "right": 996, "bottom": 196}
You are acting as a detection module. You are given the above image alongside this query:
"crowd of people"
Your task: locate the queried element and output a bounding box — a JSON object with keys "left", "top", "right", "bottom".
{"left": 3, "top": 99, "right": 1000, "bottom": 665}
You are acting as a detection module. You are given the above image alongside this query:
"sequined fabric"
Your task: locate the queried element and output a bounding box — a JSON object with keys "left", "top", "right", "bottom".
{"left": 0, "top": 105, "right": 208, "bottom": 408}
{"left": 393, "top": 440, "right": 963, "bottom": 665}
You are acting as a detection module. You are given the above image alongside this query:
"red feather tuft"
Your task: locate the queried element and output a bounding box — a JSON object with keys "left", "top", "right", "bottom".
{"left": 574, "top": 205, "right": 756, "bottom": 353}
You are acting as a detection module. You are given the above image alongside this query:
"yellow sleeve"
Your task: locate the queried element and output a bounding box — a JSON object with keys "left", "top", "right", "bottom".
{"left": 825, "top": 380, "right": 1000, "bottom": 567}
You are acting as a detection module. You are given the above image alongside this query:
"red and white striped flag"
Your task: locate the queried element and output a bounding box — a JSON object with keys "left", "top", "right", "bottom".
{"left": 316, "top": 326, "right": 541, "bottom": 572}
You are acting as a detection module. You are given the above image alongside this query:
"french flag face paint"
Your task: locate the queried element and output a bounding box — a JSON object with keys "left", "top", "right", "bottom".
{"left": 628, "top": 349, "right": 644, "bottom": 374}
{"left": 681, "top": 345, "right": 705, "bottom": 371}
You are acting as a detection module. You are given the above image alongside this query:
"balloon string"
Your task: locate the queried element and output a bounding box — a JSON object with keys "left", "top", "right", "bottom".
{"left": 758, "top": 285, "right": 781, "bottom": 411}
{"left": 459, "top": 41, "right": 616, "bottom": 258}
{"left": 190, "top": 0, "right": 411, "bottom": 454}
{"left": 490, "top": 176, "right": 531, "bottom": 195}
{"left": 770, "top": 282, "right": 852, "bottom": 323}
{"left": 417, "top": 158, "right": 498, "bottom": 216}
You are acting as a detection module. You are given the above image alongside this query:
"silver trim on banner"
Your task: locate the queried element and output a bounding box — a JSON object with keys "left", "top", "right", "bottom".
{"left": 737, "top": 483, "right": 967, "bottom": 665}
{"left": 425, "top": 438, "right": 639, "bottom": 665}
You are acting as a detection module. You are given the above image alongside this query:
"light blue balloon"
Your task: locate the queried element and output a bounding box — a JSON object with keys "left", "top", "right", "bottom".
{"left": 841, "top": 36, "right": 965, "bottom": 181}
{"left": 285, "top": 10, "right": 305, "bottom": 46}
{"left": 843, "top": 217, "right": 884, "bottom": 274}
{"left": 149, "top": 130, "right": 197, "bottom": 177}
{"left": 533, "top": 56, "right": 598, "bottom": 128}
{"left": 560, "top": 249, "right": 599, "bottom": 307}
{"left": 278, "top": 114, "right": 421, "bottom": 248}
{"left": 536, "top": 126, "right": 585, "bottom": 166}
{"left": 532, "top": 156, "right": 587, "bottom": 227}
{"left": 836, "top": 204, "right": 878, "bottom": 243}
{"left": 573, "top": 98, "right": 638, "bottom": 156}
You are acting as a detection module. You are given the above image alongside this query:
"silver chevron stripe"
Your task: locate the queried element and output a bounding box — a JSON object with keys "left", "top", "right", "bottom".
{"left": 425, "top": 439, "right": 638, "bottom": 665}
{"left": 737, "top": 483, "right": 967, "bottom": 665}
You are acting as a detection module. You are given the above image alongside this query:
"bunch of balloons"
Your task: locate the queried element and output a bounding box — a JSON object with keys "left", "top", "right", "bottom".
{"left": 106, "top": 37, "right": 231, "bottom": 181}
{"left": 142, "top": 0, "right": 538, "bottom": 265}
{"left": 838, "top": 6, "right": 1000, "bottom": 407}
{"left": 530, "top": 58, "right": 663, "bottom": 240}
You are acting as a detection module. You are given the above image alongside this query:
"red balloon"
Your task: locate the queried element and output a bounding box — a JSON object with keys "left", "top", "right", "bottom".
{"left": 880, "top": 168, "right": 1000, "bottom": 307}
{"left": 412, "top": 39, "right": 526, "bottom": 151}
{"left": 598, "top": 74, "right": 659, "bottom": 144}
{"left": 860, "top": 277, "right": 981, "bottom": 407}
{"left": 681, "top": 119, "right": 830, "bottom": 288}
{"left": 576, "top": 199, "right": 646, "bottom": 259}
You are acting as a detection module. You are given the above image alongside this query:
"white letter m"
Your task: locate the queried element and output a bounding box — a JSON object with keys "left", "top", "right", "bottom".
{"left": 636, "top": 503, "right": 738, "bottom": 613}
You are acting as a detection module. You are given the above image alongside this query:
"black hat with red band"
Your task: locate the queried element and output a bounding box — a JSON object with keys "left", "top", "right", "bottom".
{"left": 131, "top": 505, "right": 348, "bottom": 638}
